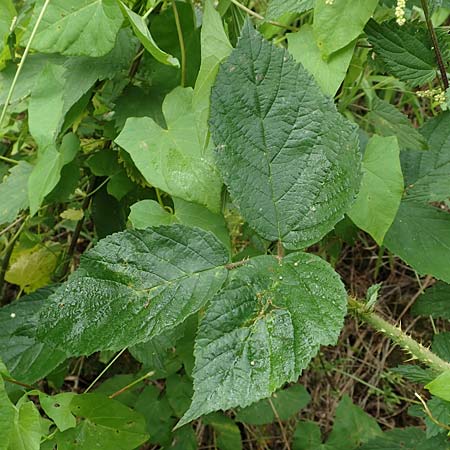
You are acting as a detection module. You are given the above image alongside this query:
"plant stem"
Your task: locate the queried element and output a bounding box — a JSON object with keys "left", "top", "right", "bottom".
{"left": 230, "top": 0, "right": 298, "bottom": 32}
{"left": 348, "top": 297, "right": 450, "bottom": 374}
{"left": 172, "top": 0, "right": 186, "bottom": 87}
{"left": 109, "top": 370, "right": 154, "bottom": 399}
{"left": 0, "top": 0, "right": 51, "bottom": 128}
{"left": 421, "top": 0, "right": 449, "bottom": 89}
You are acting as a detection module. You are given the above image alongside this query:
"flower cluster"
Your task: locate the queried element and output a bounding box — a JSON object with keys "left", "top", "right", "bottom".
{"left": 417, "top": 88, "right": 447, "bottom": 105}
{"left": 395, "top": 0, "right": 406, "bottom": 26}
{"left": 325, "top": 0, "right": 334, "bottom": 4}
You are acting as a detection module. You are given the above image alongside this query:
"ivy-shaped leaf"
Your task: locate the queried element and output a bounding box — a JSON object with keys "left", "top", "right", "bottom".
{"left": 179, "top": 252, "right": 347, "bottom": 425}
{"left": 25, "top": 0, "right": 123, "bottom": 57}
{"left": 37, "top": 225, "right": 229, "bottom": 355}
{"left": 210, "top": 22, "right": 361, "bottom": 249}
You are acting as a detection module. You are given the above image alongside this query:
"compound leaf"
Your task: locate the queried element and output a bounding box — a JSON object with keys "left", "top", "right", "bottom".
{"left": 366, "top": 19, "right": 439, "bottom": 87}
{"left": 25, "top": 0, "right": 123, "bottom": 57}
{"left": 179, "top": 252, "right": 347, "bottom": 425}
{"left": 314, "top": 0, "right": 378, "bottom": 58}
{"left": 37, "top": 225, "right": 229, "bottom": 355}
{"left": 348, "top": 135, "right": 403, "bottom": 244}
{"left": 210, "top": 22, "right": 361, "bottom": 249}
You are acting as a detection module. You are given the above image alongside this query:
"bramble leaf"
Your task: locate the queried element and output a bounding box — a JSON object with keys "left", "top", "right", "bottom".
{"left": 348, "top": 135, "right": 403, "bottom": 244}
{"left": 179, "top": 252, "right": 347, "bottom": 425}
{"left": 37, "top": 225, "right": 229, "bottom": 355}
{"left": 210, "top": 22, "right": 361, "bottom": 249}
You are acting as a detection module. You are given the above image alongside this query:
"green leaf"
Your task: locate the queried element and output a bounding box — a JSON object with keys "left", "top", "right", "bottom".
{"left": 118, "top": 1, "right": 179, "bottom": 67}
{"left": 0, "top": 374, "right": 15, "bottom": 450}
{"left": 367, "top": 97, "right": 428, "bottom": 151}
{"left": 314, "top": 0, "right": 378, "bottom": 58}
{"left": 25, "top": 0, "right": 123, "bottom": 57}
{"left": 288, "top": 24, "right": 355, "bottom": 97}
{"left": 348, "top": 135, "right": 403, "bottom": 244}
{"left": 390, "top": 365, "right": 436, "bottom": 383}
{"left": 203, "top": 413, "right": 243, "bottom": 450}
{"left": 210, "top": 22, "right": 361, "bottom": 249}
{"left": 179, "top": 252, "right": 347, "bottom": 425}
{"left": 433, "top": 332, "right": 450, "bottom": 362}
{"left": 115, "top": 87, "right": 222, "bottom": 213}
{"left": 359, "top": 427, "right": 449, "bottom": 450}
{"left": 266, "top": 0, "right": 314, "bottom": 20}
{"left": 166, "top": 374, "right": 193, "bottom": 417}
{"left": 39, "top": 393, "right": 76, "bottom": 432}
{"left": 8, "top": 401, "right": 42, "bottom": 450}
{"left": 53, "top": 394, "right": 149, "bottom": 449}
{"left": 365, "top": 19, "right": 439, "bottom": 86}
{"left": 412, "top": 282, "right": 450, "bottom": 320}
{"left": 28, "top": 133, "right": 80, "bottom": 215}
{"left": 193, "top": 0, "right": 232, "bottom": 150}
{"left": 426, "top": 370, "right": 450, "bottom": 401}
{"left": 324, "top": 395, "right": 382, "bottom": 449}
{"left": 293, "top": 421, "right": 322, "bottom": 450}
{"left": 0, "top": 0, "right": 15, "bottom": 55}
{"left": 0, "top": 288, "right": 68, "bottom": 384}
{"left": 37, "top": 225, "right": 229, "bottom": 355}
{"left": 425, "top": 397, "right": 450, "bottom": 438}
{"left": 235, "top": 384, "right": 310, "bottom": 425}
{"left": 5, "top": 243, "right": 61, "bottom": 293}
{"left": 129, "top": 198, "right": 230, "bottom": 249}
{"left": 0, "top": 161, "right": 32, "bottom": 225}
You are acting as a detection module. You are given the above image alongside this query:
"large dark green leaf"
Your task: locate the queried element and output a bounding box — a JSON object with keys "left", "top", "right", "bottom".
{"left": 210, "top": 22, "right": 361, "bottom": 249}
{"left": 412, "top": 282, "right": 450, "bottom": 320}
{"left": 0, "top": 288, "right": 67, "bottom": 384}
{"left": 179, "top": 252, "right": 347, "bottom": 425}
{"left": 37, "top": 225, "right": 229, "bottom": 355}
{"left": 366, "top": 19, "right": 439, "bottom": 86}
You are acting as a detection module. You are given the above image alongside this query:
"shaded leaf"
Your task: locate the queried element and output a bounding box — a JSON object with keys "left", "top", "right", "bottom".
{"left": 413, "top": 283, "right": 450, "bottom": 320}
{"left": 433, "top": 332, "right": 450, "bottom": 362}
{"left": 204, "top": 413, "right": 243, "bottom": 450}
{"left": 179, "top": 252, "right": 347, "bottom": 425}
{"left": 37, "top": 225, "right": 229, "bottom": 355}
{"left": 266, "top": 0, "right": 313, "bottom": 19}
{"left": 210, "top": 22, "right": 361, "bottom": 249}
{"left": 348, "top": 135, "right": 403, "bottom": 244}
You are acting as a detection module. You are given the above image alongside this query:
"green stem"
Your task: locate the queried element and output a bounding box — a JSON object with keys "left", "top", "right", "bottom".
{"left": 348, "top": 297, "right": 450, "bottom": 374}
{"left": 0, "top": 0, "right": 52, "bottom": 128}
{"left": 172, "top": 0, "right": 186, "bottom": 87}
{"left": 420, "top": 0, "right": 449, "bottom": 89}
{"left": 109, "top": 370, "right": 154, "bottom": 399}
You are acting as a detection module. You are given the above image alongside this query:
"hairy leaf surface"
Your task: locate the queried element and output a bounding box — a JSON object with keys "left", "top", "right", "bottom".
{"left": 210, "top": 22, "right": 361, "bottom": 249}
{"left": 179, "top": 253, "right": 347, "bottom": 425}
{"left": 38, "top": 225, "right": 229, "bottom": 355}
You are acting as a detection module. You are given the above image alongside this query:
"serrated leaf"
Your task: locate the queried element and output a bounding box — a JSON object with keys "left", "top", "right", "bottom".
{"left": 366, "top": 19, "right": 439, "bottom": 86}
{"left": 179, "top": 252, "right": 347, "bottom": 425}
{"left": 53, "top": 394, "right": 149, "bottom": 449}
{"left": 0, "top": 288, "right": 68, "bottom": 384}
{"left": 235, "top": 384, "right": 310, "bottom": 425}
{"left": 0, "top": 161, "right": 32, "bottom": 225}
{"left": 359, "top": 427, "right": 449, "bottom": 450}
{"left": 314, "top": 0, "right": 378, "bottom": 58}
{"left": 288, "top": 24, "right": 355, "bottom": 97}
{"left": 115, "top": 87, "right": 222, "bottom": 213}
{"left": 129, "top": 198, "right": 230, "bottom": 249}
{"left": 25, "top": 0, "right": 123, "bottom": 57}
{"left": 390, "top": 365, "right": 436, "bottom": 383}
{"left": 368, "top": 96, "right": 428, "bottom": 151}
{"left": 348, "top": 135, "right": 403, "bottom": 244}
{"left": 266, "top": 0, "right": 313, "bottom": 20}
{"left": 210, "top": 22, "right": 361, "bottom": 249}
{"left": 37, "top": 225, "right": 229, "bottom": 355}
{"left": 119, "top": 1, "right": 179, "bottom": 67}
